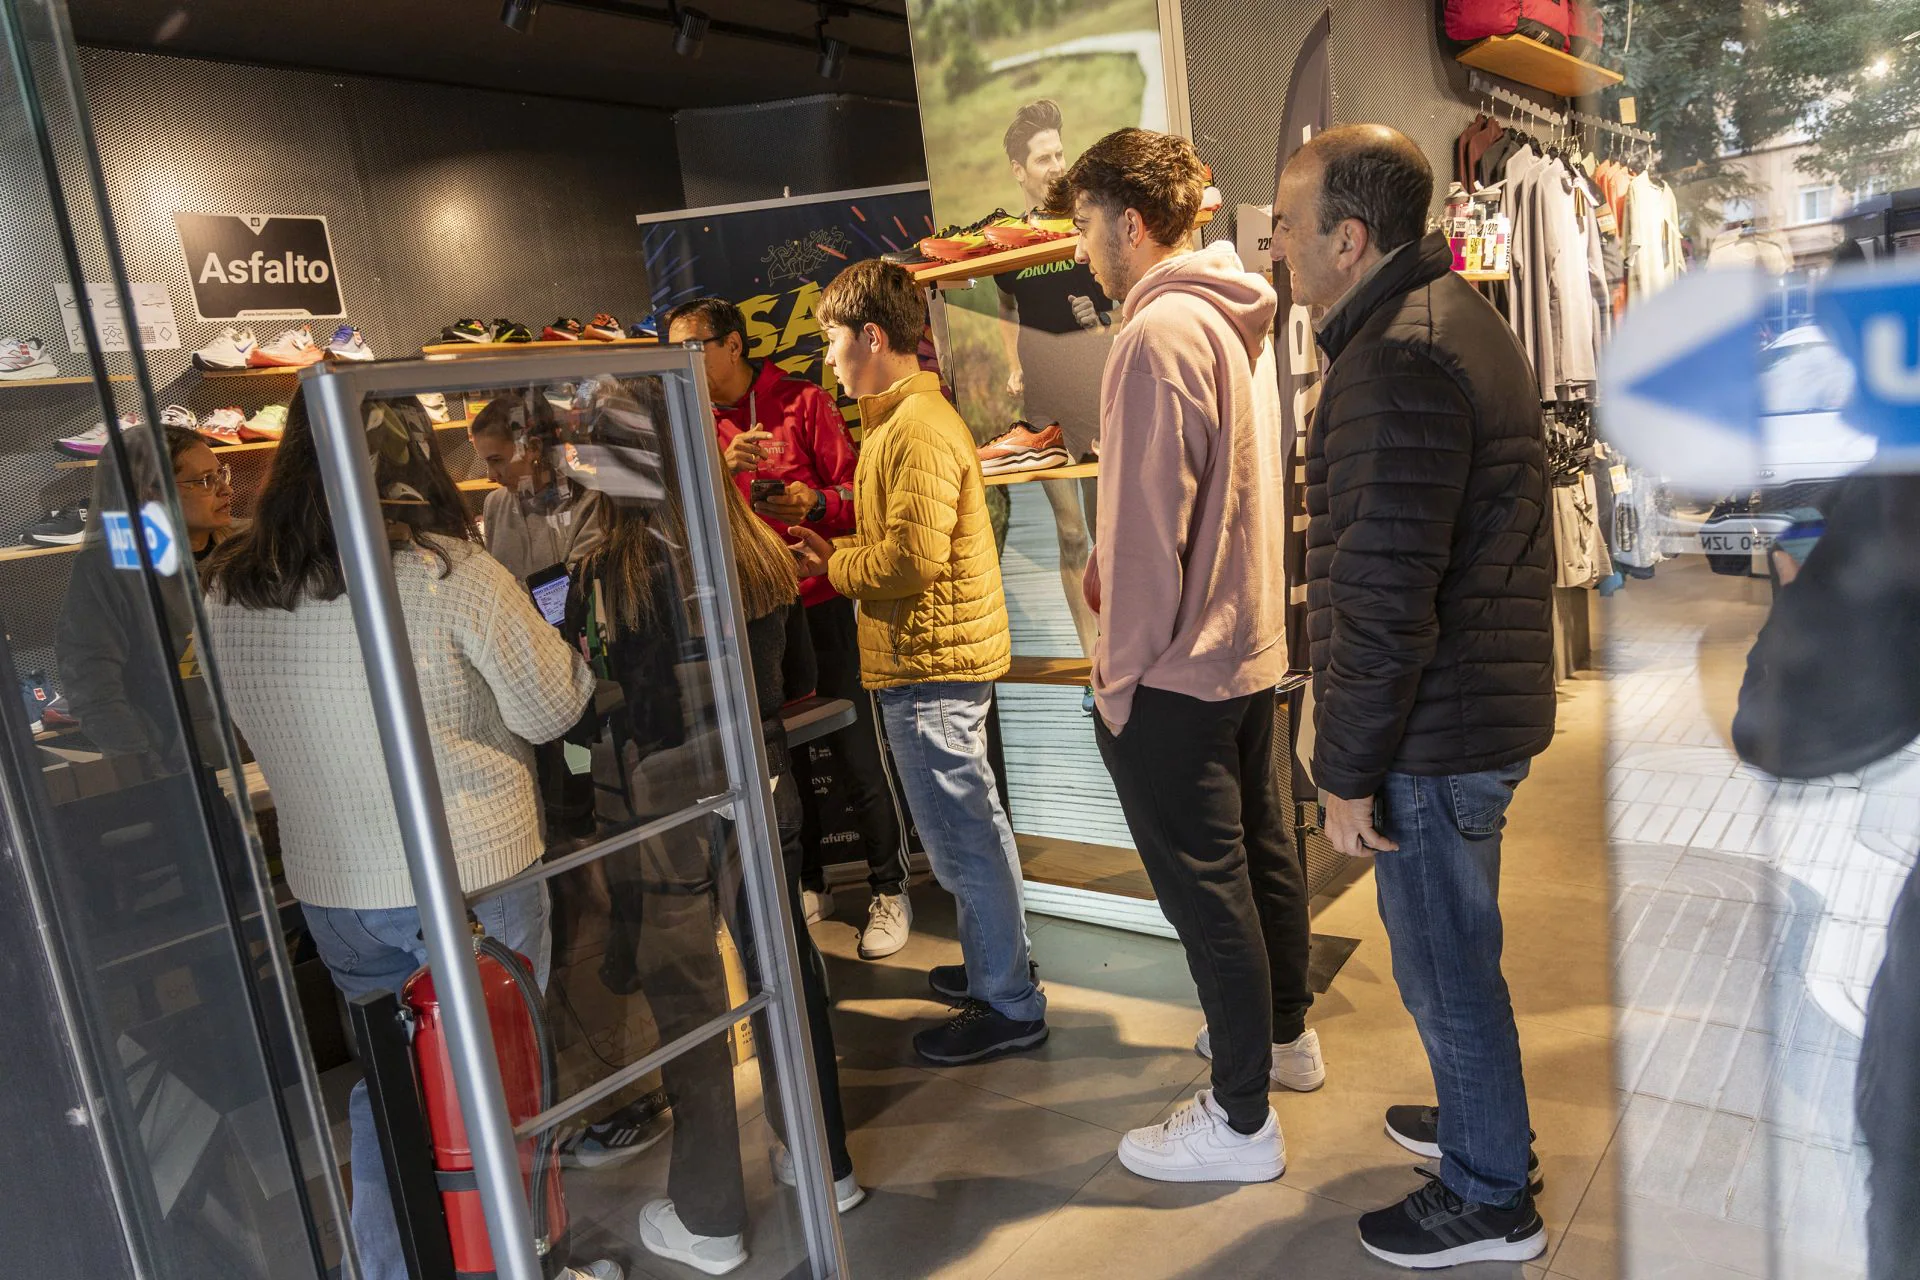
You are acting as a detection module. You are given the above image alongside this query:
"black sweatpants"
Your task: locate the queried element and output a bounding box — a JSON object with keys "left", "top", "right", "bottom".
{"left": 1095, "top": 684, "right": 1313, "bottom": 1130}
{"left": 799, "top": 595, "right": 907, "bottom": 896}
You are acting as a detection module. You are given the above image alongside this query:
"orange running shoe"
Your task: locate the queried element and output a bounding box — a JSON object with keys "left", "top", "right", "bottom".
{"left": 977, "top": 420, "right": 1069, "bottom": 476}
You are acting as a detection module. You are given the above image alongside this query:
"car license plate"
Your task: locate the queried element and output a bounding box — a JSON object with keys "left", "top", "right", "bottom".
{"left": 1699, "top": 531, "right": 1773, "bottom": 554}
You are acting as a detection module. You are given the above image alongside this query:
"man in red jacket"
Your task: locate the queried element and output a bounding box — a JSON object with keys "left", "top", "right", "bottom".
{"left": 666, "top": 298, "right": 911, "bottom": 959}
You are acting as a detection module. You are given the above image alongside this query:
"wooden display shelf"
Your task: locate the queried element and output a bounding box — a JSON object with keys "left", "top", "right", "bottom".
{"left": 1455, "top": 35, "right": 1622, "bottom": 98}
{"left": 50, "top": 418, "right": 475, "bottom": 470}
{"left": 421, "top": 336, "right": 659, "bottom": 356}
{"left": 0, "top": 374, "right": 134, "bottom": 389}
{"left": 0, "top": 542, "right": 79, "bottom": 564}
{"left": 1459, "top": 269, "right": 1511, "bottom": 283}
{"left": 1000, "top": 655, "right": 1091, "bottom": 686}
{"left": 457, "top": 478, "right": 500, "bottom": 492}
{"left": 914, "top": 209, "right": 1213, "bottom": 287}
{"left": 982, "top": 460, "right": 1098, "bottom": 488}
{"left": 195, "top": 365, "right": 310, "bottom": 379}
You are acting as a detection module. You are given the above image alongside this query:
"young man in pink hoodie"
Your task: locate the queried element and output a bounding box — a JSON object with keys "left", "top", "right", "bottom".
{"left": 1053, "top": 128, "right": 1319, "bottom": 1184}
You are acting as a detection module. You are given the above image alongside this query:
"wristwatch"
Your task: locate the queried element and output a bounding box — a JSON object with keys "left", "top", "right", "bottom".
{"left": 806, "top": 491, "right": 828, "bottom": 522}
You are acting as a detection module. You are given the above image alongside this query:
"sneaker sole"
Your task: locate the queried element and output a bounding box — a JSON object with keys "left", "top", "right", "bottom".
{"left": 25, "top": 531, "right": 86, "bottom": 547}
{"left": 770, "top": 1158, "right": 868, "bottom": 1214}
{"left": 637, "top": 1232, "right": 746, "bottom": 1277}
{"left": 858, "top": 932, "right": 910, "bottom": 960}
{"left": 1358, "top": 1225, "right": 1546, "bottom": 1269}
{"left": 1116, "top": 1140, "right": 1284, "bottom": 1184}
{"left": 1385, "top": 1121, "right": 1443, "bottom": 1160}
{"left": 0, "top": 366, "right": 58, "bottom": 380}
{"left": 914, "top": 1024, "right": 1049, "bottom": 1065}
{"left": 979, "top": 449, "right": 1070, "bottom": 475}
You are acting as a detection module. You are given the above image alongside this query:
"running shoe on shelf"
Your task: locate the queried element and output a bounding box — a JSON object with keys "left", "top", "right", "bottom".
{"left": 977, "top": 420, "right": 1070, "bottom": 476}
{"left": 493, "top": 319, "right": 534, "bottom": 344}
{"left": 885, "top": 244, "right": 938, "bottom": 267}
{"left": 416, "top": 392, "right": 451, "bottom": 423}
{"left": 326, "top": 326, "right": 374, "bottom": 361}
{"left": 23, "top": 504, "right": 88, "bottom": 547}
{"left": 583, "top": 313, "right": 622, "bottom": 341}
{"left": 0, "top": 337, "right": 57, "bottom": 381}
{"left": 41, "top": 694, "right": 78, "bottom": 734}
{"left": 57, "top": 422, "right": 111, "bottom": 458}
{"left": 542, "top": 317, "right": 586, "bottom": 342}
{"left": 249, "top": 326, "right": 324, "bottom": 368}
{"left": 160, "top": 404, "right": 198, "bottom": 430}
{"left": 626, "top": 318, "right": 659, "bottom": 340}
{"left": 197, "top": 407, "right": 247, "bottom": 447}
{"left": 192, "top": 326, "right": 258, "bottom": 370}
{"left": 240, "top": 404, "right": 287, "bottom": 442}
{"left": 443, "top": 318, "right": 491, "bottom": 344}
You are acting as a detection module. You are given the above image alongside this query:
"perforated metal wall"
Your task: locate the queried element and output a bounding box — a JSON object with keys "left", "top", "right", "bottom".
{"left": 1183, "top": 0, "right": 1479, "bottom": 248}
{"left": 676, "top": 93, "right": 927, "bottom": 207}
{"left": 0, "top": 47, "right": 686, "bottom": 688}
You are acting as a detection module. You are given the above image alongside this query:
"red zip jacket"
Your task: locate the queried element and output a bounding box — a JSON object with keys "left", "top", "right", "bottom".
{"left": 714, "top": 360, "right": 859, "bottom": 607}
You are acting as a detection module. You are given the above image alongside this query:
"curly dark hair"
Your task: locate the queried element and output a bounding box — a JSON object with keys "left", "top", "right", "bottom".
{"left": 1003, "top": 98, "right": 1063, "bottom": 166}
{"left": 1046, "top": 127, "right": 1205, "bottom": 248}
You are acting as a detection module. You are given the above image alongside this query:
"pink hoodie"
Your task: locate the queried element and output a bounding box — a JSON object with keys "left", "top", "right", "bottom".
{"left": 1090, "top": 241, "right": 1289, "bottom": 729}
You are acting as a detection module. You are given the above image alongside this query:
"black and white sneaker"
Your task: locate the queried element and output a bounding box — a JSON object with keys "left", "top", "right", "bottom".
{"left": 24, "top": 504, "right": 88, "bottom": 547}
{"left": 1385, "top": 1105, "right": 1542, "bottom": 1195}
{"left": 1358, "top": 1170, "right": 1546, "bottom": 1269}
{"left": 928, "top": 959, "right": 1038, "bottom": 1004}
{"left": 912, "top": 1000, "right": 1047, "bottom": 1065}
{"left": 564, "top": 1091, "right": 672, "bottom": 1169}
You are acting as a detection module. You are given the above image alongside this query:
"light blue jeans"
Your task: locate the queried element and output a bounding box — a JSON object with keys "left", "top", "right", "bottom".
{"left": 303, "top": 881, "right": 551, "bottom": 1280}
{"left": 876, "top": 680, "right": 1044, "bottom": 1023}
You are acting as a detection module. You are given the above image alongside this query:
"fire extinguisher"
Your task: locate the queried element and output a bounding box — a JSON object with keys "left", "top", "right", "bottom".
{"left": 404, "top": 932, "right": 568, "bottom": 1277}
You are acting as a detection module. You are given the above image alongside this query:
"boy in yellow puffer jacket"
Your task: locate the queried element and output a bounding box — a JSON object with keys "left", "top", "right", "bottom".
{"left": 790, "top": 260, "right": 1047, "bottom": 1065}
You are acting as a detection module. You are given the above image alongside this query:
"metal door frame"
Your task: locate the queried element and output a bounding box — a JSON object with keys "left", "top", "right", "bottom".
{"left": 299, "top": 347, "right": 848, "bottom": 1280}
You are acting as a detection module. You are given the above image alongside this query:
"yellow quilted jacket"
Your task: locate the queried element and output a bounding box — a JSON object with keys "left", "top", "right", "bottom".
{"left": 827, "top": 371, "right": 1011, "bottom": 689}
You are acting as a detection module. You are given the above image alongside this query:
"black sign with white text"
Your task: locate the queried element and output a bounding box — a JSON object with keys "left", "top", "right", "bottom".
{"left": 174, "top": 212, "right": 344, "bottom": 321}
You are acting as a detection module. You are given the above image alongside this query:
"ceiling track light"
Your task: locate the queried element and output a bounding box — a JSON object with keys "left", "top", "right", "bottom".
{"left": 815, "top": 3, "right": 848, "bottom": 79}
{"left": 501, "top": 0, "right": 539, "bottom": 33}
{"left": 670, "top": 2, "right": 709, "bottom": 57}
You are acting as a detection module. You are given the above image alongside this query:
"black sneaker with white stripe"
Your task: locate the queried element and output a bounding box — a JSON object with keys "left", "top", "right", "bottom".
{"left": 564, "top": 1090, "right": 672, "bottom": 1169}
{"left": 1359, "top": 1170, "right": 1546, "bottom": 1269}
{"left": 1384, "top": 1104, "right": 1543, "bottom": 1195}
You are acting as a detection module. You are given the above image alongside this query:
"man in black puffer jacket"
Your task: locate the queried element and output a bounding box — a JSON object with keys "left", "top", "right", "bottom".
{"left": 1275, "top": 124, "right": 1554, "bottom": 1271}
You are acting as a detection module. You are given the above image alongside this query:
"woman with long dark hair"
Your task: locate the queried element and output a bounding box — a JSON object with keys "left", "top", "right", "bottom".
{"left": 202, "top": 395, "right": 595, "bottom": 1280}
{"left": 556, "top": 376, "right": 862, "bottom": 1276}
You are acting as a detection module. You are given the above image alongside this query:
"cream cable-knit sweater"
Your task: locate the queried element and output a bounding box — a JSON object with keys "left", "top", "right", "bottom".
{"left": 205, "top": 536, "right": 595, "bottom": 910}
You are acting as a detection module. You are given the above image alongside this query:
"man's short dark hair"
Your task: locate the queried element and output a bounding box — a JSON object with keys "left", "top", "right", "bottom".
{"left": 1046, "top": 128, "right": 1205, "bottom": 247}
{"left": 665, "top": 296, "right": 749, "bottom": 353}
{"left": 1004, "top": 98, "right": 1063, "bottom": 167}
{"left": 1301, "top": 124, "right": 1432, "bottom": 254}
{"left": 816, "top": 259, "right": 926, "bottom": 354}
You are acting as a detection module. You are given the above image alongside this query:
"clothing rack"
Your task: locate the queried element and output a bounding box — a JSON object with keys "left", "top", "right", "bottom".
{"left": 1468, "top": 71, "right": 1567, "bottom": 128}
{"left": 1566, "top": 109, "right": 1656, "bottom": 146}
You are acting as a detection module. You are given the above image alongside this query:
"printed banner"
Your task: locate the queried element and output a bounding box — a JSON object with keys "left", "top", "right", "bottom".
{"left": 1276, "top": 8, "right": 1333, "bottom": 672}
{"left": 635, "top": 185, "right": 934, "bottom": 438}
{"left": 174, "top": 212, "right": 344, "bottom": 321}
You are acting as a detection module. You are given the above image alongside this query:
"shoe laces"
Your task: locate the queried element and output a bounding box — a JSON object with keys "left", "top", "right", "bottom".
{"left": 1407, "top": 1169, "right": 1470, "bottom": 1228}
{"left": 946, "top": 999, "right": 996, "bottom": 1030}
{"left": 867, "top": 894, "right": 905, "bottom": 928}
{"left": 1158, "top": 1093, "right": 1224, "bottom": 1141}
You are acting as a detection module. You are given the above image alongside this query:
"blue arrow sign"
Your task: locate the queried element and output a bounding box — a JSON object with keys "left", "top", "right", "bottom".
{"left": 1811, "top": 260, "right": 1920, "bottom": 451}
{"left": 103, "top": 503, "right": 179, "bottom": 576}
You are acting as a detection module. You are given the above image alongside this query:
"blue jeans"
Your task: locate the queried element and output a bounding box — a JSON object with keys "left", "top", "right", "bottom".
{"left": 1373, "top": 762, "right": 1532, "bottom": 1204}
{"left": 304, "top": 882, "right": 551, "bottom": 1280}
{"left": 876, "top": 680, "right": 1044, "bottom": 1023}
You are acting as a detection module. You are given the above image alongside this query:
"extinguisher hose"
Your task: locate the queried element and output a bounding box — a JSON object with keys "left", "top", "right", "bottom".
{"left": 476, "top": 934, "right": 561, "bottom": 1254}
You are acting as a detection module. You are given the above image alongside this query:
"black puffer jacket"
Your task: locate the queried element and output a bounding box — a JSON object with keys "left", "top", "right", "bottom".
{"left": 1306, "top": 232, "right": 1554, "bottom": 799}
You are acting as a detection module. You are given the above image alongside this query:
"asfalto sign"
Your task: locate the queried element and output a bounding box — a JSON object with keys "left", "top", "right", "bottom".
{"left": 1601, "top": 261, "right": 1920, "bottom": 487}
{"left": 173, "top": 211, "right": 345, "bottom": 321}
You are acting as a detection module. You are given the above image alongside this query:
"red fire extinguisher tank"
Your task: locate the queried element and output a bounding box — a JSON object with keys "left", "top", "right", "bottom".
{"left": 404, "top": 944, "right": 567, "bottom": 1274}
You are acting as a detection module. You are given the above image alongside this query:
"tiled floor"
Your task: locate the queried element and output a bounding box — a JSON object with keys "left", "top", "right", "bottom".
{"left": 604, "top": 665, "right": 1621, "bottom": 1280}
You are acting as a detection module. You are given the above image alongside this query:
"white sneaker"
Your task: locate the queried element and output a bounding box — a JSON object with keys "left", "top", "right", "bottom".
{"left": 417, "top": 392, "right": 450, "bottom": 423}
{"left": 1195, "top": 1024, "right": 1326, "bottom": 1092}
{"left": 326, "top": 325, "right": 374, "bottom": 361}
{"left": 858, "top": 892, "right": 912, "bottom": 959}
{"left": 0, "top": 337, "right": 57, "bottom": 379}
{"left": 802, "top": 887, "right": 834, "bottom": 926}
{"left": 557, "top": 1262, "right": 623, "bottom": 1280}
{"left": 191, "top": 326, "right": 256, "bottom": 370}
{"left": 769, "top": 1141, "right": 867, "bottom": 1212}
{"left": 637, "top": 1199, "right": 746, "bottom": 1276}
{"left": 197, "top": 406, "right": 247, "bottom": 446}
{"left": 159, "top": 404, "right": 198, "bottom": 430}
{"left": 248, "top": 326, "right": 323, "bottom": 368}
{"left": 1117, "top": 1088, "right": 1285, "bottom": 1183}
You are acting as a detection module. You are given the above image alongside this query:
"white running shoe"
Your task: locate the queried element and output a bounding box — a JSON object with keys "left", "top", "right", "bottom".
{"left": 637, "top": 1199, "right": 745, "bottom": 1276}
{"left": 1195, "top": 1024, "right": 1326, "bottom": 1092}
{"left": 57, "top": 422, "right": 111, "bottom": 458}
{"left": 0, "top": 337, "right": 57, "bottom": 380}
{"left": 416, "top": 391, "right": 451, "bottom": 423}
{"left": 241, "top": 404, "right": 287, "bottom": 442}
{"left": 326, "top": 325, "right": 374, "bottom": 361}
{"left": 159, "top": 404, "right": 198, "bottom": 430}
{"left": 192, "top": 326, "right": 257, "bottom": 370}
{"left": 769, "top": 1142, "right": 867, "bottom": 1213}
{"left": 1117, "top": 1088, "right": 1285, "bottom": 1184}
{"left": 858, "top": 892, "right": 913, "bottom": 959}
{"left": 197, "top": 407, "right": 247, "bottom": 447}
{"left": 802, "top": 887, "right": 834, "bottom": 926}
{"left": 248, "top": 326, "right": 323, "bottom": 368}
{"left": 557, "top": 1262, "right": 623, "bottom": 1280}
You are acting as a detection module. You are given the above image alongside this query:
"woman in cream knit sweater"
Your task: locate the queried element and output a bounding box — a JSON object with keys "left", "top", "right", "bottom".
{"left": 203, "top": 396, "right": 592, "bottom": 1280}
